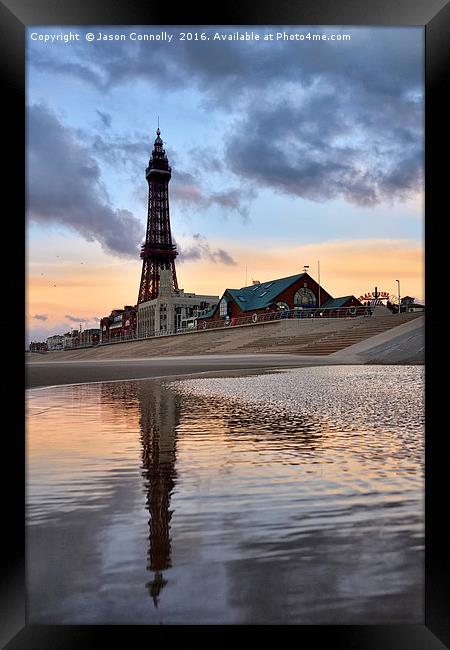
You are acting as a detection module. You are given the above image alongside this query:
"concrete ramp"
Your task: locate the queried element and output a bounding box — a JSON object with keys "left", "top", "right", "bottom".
{"left": 331, "top": 316, "right": 424, "bottom": 364}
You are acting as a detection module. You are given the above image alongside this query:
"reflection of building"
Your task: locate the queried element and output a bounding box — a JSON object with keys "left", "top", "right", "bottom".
{"left": 100, "top": 306, "right": 137, "bottom": 343}
{"left": 197, "top": 272, "right": 362, "bottom": 326}
{"left": 137, "top": 382, "right": 180, "bottom": 607}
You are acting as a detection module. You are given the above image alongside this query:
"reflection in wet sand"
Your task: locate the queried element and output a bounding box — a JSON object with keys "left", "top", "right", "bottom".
{"left": 96, "top": 381, "right": 180, "bottom": 608}
{"left": 138, "top": 383, "right": 179, "bottom": 607}
{"left": 27, "top": 366, "right": 424, "bottom": 624}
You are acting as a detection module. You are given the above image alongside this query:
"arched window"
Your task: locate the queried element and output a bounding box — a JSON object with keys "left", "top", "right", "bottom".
{"left": 276, "top": 301, "right": 289, "bottom": 311}
{"left": 294, "top": 287, "right": 317, "bottom": 307}
{"left": 219, "top": 298, "right": 228, "bottom": 318}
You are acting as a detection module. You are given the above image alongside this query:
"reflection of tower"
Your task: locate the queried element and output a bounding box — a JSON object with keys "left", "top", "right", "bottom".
{"left": 138, "top": 128, "right": 179, "bottom": 304}
{"left": 138, "top": 382, "right": 180, "bottom": 607}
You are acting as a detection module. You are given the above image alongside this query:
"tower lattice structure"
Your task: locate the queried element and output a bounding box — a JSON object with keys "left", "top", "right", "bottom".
{"left": 138, "top": 128, "right": 178, "bottom": 304}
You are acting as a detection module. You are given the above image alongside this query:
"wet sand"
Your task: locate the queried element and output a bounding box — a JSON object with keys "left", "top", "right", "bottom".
{"left": 27, "top": 367, "right": 424, "bottom": 624}
{"left": 26, "top": 353, "right": 335, "bottom": 389}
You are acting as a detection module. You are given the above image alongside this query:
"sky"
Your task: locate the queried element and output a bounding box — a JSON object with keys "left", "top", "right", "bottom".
{"left": 26, "top": 26, "right": 424, "bottom": 343}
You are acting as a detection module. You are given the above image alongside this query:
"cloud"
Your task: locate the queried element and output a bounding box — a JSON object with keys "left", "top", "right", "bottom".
{"left": 87, "top": 131, "right": 252, "bottom": 220}
{"left": 177, "top": 234, "right": 237, "bottom": 266}
{"left": 225, "top": 84, "right": 423, "bottom": 207}
{"left": 89, "top": 131, "right": 149, "bottom": 175}
{"left": 171, "top": 171, "right": 252, "bottom": 220}
{"left": 33, "top": 313, "right": 48, "bottom": 321}
{"left": 27, "top": 104, "right": 144, "bottom": 258}
{"left": 191, "top": 147, "right": 224, "bottom": 173}
{"left": 65, "top": 314, "right": 99, "bottom": 323}
{"left": 27, "top": 28, "right": 424, "bottom": 212}
{"left": 28, "top": 28, "right": 423, "bottom": 101}
{"left": 29, "top": 38, "right": 183, "bottom": 93}
{"left": 96, "top": 109, "right": 112, "bottom": 128}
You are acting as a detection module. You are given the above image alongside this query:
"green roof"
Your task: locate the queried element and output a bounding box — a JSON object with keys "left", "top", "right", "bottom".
{"left": 322, "top": 296, "right": 356, "bottom": 309}
{"left": 225, "top": 273, "right": 307, "bottom": 312}
{"left": 198, "top": 307, "right": 216, "bottom": 319}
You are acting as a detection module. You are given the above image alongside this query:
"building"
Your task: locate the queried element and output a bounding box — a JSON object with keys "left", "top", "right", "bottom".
{"left": 100, "top": 306, "right": 137, "bottom": 343}
{"left": 401, "top": 296, "right": 425, "bottom": 313}
{"left": 99, "top": 127, "right": 217, "bottom": 341}
{"left": 197, "top": 272, "right": 363, "bottom": 328}
{"left": 79, "top": 328, "right": 101, "bottom": 346}
{"left": 46, "top": 334, "right": 64, "bottom": 350}
{"left": 136, "top": 129, "right": 218, "bottom": 337}
{"left": 138, "top": 127, "right": 179, "bottom": 304}
{"left": 63, "top": 330, "right": 80, "bottom": 348}
{"left": 29, "top": 341, "right": 48, "bottom": 352}
{"left": 321, "top": 295, "right": 365, "bottom": 311}
{"left": 137, "top": 269, "right": 218, "bottom": 338}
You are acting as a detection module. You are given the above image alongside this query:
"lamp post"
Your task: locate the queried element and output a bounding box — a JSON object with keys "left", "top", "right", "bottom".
{"left": 396, "top": 280, "right": 401, "bottom": 314}
{"left": 317, "top": 260, "right": 321, "bottom": 307}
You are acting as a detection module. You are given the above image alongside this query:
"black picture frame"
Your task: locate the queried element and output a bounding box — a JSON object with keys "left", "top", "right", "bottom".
{"left": 4, "top": 0, "right": 448, "bottom": 646}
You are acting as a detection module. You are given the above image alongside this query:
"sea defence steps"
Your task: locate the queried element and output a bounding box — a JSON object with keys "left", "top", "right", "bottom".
{"left": 27, "top": 308, "right": 423, "bottom": 362}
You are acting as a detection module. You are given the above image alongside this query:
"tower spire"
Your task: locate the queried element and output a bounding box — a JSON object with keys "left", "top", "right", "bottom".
{"left": 138, "top": 126, "right": 178, "bottom": 304}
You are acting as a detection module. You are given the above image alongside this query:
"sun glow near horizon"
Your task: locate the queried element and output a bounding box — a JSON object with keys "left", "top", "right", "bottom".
{"left": 26, "top": 26, "right": 424, "bottom": 342}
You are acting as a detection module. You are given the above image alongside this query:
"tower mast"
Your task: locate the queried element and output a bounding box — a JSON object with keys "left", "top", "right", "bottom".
{"left": 138, "top": 127, "right": 178, "bottom": 304}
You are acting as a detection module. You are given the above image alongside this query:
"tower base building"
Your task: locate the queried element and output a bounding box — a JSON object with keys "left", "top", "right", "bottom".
{"left": 137, "top": 269, "right": 218, "bottom": 338}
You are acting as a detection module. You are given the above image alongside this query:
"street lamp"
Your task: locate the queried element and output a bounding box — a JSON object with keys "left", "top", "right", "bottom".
{"left": 317, "top": 260, "right": 321, "bottom": 308}
{"left": 396, "top": 280, "right": 401, "bottom": 314}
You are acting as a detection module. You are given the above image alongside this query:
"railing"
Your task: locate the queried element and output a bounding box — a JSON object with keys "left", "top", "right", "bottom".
{"left": 91, "top": 305, "right": 372, "bottom": 347}
{"left": 199, "top": 305, "right": 372, "bottom": 330}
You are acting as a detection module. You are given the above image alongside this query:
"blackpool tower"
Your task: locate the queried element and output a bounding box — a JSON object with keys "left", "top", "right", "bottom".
{"left": 137, "top": 128, "right": 179, "bottom": 304}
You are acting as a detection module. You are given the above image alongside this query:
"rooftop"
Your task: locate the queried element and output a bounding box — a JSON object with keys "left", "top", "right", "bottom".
{"left": 225, "top": 273, "right": 308, "bottom": 312}
{"left": 322, "top": 296, "right": 357, "bottom": 309}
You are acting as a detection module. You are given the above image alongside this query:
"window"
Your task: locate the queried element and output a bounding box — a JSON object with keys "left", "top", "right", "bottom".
{"left": 294, "top": 287, "right": 317, "bottom": 307}
{"left": 263, "top": 282, "right": 273, "bottom": 289}
{"left": 219, "top": 298, "right": 228, "bottom": 318}
{"left": 237, "top": 295, "right": 247, "bottom": 302}
{"left": 259, "top": 291, "right": 268, "bottom": 297}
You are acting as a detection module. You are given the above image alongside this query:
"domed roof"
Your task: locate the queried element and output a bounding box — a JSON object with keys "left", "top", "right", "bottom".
{"left": 154, "top": 127, "right": 163, "bottom": 145}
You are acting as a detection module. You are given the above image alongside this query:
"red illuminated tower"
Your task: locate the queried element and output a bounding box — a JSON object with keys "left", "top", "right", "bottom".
{"left": 138, "top": 128, "right": 178, "bottom": 304}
